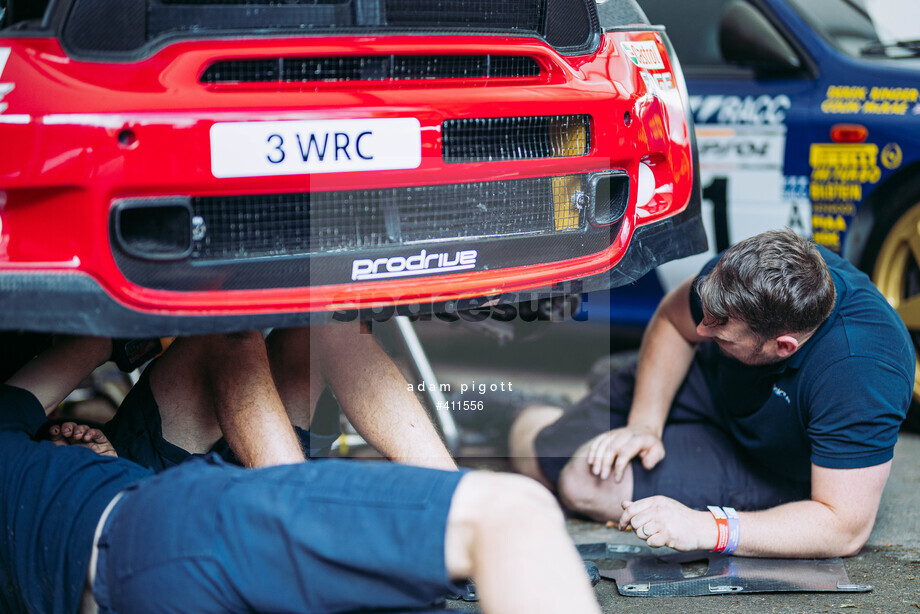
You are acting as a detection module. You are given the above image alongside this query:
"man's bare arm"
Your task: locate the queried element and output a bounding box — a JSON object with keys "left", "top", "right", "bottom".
{"left": 735, "top": 462, "right": 890, "bottom": 557}
{"left": 587, "top": 278, "right": 705, "bottom": 480}
{"left": 5, "top": 336, "right": 112, "bottom": 415}
{"left": 621, "top": 462, "right": 891, "bottom": 558}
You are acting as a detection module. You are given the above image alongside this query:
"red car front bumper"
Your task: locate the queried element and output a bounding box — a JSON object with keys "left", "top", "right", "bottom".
{"left": 0, "top": 29, "right": 704, "bottom": 334}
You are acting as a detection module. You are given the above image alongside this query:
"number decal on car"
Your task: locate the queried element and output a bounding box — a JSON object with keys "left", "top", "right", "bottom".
{"left": 210, "top": 118, "right": 421, "bottom": 179}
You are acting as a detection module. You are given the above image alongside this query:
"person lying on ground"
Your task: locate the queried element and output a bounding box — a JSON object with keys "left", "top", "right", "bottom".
{"left": 509, "top": 229, "right": 914, "bottom": 558}
{"left": 103, "top": 322, "right": 456, "bottom": 471}
{"left": 2, "top": 335, "right": 600, "bottom": 614}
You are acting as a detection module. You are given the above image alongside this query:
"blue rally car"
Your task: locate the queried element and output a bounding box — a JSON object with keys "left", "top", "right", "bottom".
{"left": 594, "top": 0, "right": 920, "bottom": 423}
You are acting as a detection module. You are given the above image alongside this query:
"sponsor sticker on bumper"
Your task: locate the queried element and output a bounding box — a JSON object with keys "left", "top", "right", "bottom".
{"left": 210, "top": 118, "right": 421, "bottom": 178}
{"left": 352, "top": 249, "right": 478, "bottom": 281}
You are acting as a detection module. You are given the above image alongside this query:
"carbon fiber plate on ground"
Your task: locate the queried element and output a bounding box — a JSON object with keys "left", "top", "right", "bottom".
{"left": 576, "top": 543, "right": 873, "bottom": 597}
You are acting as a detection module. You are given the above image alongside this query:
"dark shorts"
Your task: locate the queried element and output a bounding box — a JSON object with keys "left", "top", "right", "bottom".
{"left": 103, "top": 364, "right": 341, "bottom": 472}
{"left": 93, "top": 455, "right": 465, "bottom": 614}
{"left": 533, "top": 360, "right": 810, "bottom": 511}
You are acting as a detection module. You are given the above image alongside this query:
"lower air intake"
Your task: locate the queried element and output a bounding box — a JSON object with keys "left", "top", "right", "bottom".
{"left": 189, "top": 175, "right": 587, "bottom": 262}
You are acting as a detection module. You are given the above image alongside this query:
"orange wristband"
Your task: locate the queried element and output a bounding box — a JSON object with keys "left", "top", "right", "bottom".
{"left": 708, "top": 506, "right": 730, "bottom": 553}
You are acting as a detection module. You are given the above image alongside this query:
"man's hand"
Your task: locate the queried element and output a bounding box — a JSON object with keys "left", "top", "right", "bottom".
{"left": 48, "top": 422, "right": 118, "bottom": 458}
{"left": 585, "top": 424, "right": 665, "bottom": 481}
{"left": 619, "top": 496, "right": 717, "bottom": 551}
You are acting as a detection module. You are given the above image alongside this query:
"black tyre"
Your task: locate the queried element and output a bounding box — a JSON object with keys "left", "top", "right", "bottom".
{"left": 862, "top": 180, "right": 920, "bottom": 433}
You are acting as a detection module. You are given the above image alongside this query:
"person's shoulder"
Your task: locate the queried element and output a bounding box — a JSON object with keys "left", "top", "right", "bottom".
{"left": 787, "top": 271, "right": 912, "bottom": 402}
{"left": 0, "top": 384, "right": 47, "bottom": 435}
{"left": 818, "top": 248, "right": 909, "bottom": 350}
{"left": 805, "top": 308, "right": 914, "bottom": 394}
{"left": 0, "top": 384, "right": 44, "bottom": 413}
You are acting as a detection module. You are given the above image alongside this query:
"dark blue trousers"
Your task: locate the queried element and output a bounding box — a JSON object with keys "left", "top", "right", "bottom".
{"left": 93, "top": 455, "right": 465, "bottom": 613}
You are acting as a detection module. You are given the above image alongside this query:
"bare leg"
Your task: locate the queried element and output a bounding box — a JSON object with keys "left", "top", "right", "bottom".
{"left": 556, "top": 440, "right": 634, "bottom": 522}
{"left": 269, "top": 321, "right": 456, "bottom": 470}
{"left": 445, "top": 472, "right": 601, "bottom": 614}
{"left": 265, "top": 326, "right": 325, "bottom": 429}
{"left": 507, "top": 405, "right": 564, "bottom": 489}
{"left": 150, "top": 332, "right": 304, "bottom": 467}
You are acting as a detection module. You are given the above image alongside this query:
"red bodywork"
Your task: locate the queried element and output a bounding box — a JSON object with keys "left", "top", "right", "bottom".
{"left": 0, "top": 30, "right": 694, "bottom": 327}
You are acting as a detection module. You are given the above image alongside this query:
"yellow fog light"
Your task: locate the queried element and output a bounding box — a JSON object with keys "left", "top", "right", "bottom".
{"left": 552, "top": 175, "right": 584, "bottom": 231}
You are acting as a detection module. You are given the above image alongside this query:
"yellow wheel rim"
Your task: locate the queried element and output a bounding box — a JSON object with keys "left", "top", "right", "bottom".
{"left": 872, "top": 202, "right": 920, "bottom": 403}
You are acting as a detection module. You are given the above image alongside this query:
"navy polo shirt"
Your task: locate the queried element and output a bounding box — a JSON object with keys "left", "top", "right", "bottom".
{"left": 0, "top": 385, "right": 152, "bottom": 614}
{"left": 690, "top": 247, "right": 914, "bottom": 484}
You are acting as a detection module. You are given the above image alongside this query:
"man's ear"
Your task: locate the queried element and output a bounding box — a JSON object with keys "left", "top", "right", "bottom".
{"left": 774, "top": 335, "right": 800, "bottom": 358}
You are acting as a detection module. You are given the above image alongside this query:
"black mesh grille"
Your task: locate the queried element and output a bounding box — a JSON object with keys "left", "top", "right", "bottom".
{"left": 200, "top": 55, "right": 540, "bottom": 83}
{"left": 397, "top": 180, "right": 559, "bottom": 242}
{"left": 443, "top": 115, "right": 590, "bottom": 163}
{"left": 189, "top": 176, "right": 585, "bottom": 261}
{"left": 384, "top": 0, "right": 542, "bottom": 30}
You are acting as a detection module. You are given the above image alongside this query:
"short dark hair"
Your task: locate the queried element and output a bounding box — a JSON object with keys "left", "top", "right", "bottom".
{"left": 695, "top": 230, "right": 836, "bottom": 340}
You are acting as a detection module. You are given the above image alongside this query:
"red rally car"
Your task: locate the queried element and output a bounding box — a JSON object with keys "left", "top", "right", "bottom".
{"left": 0, "top": 0, "right": 705, "bottom": 336}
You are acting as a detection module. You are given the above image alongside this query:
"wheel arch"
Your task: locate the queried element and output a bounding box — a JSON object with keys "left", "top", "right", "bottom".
{"left": 843, "top": 159, "right": 920, "bottom": 273}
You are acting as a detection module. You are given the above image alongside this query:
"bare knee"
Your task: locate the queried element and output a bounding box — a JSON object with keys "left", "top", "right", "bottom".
{"left": 459, "top": 472, "right": 562, "bottom": 527}
{"left": 152, "top": 331, "right": 271, "bottom": 414}
{"left": 557, "top": 460, "right": 630, "bottom": 522}
{"left": 445, "top": 472, "right": 564, "bottom": 578}
{"left": 557, "top": 464, "right": 597, "bottom": 516}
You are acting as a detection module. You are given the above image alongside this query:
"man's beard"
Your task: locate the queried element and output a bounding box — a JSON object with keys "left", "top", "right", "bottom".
{"left": 718, "top": 341, "right": 784, "bottom": 366}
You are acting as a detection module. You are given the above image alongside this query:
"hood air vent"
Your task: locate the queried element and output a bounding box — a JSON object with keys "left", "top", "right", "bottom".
{"left": 200, "top": 55, "right": 540, "bottom": 83}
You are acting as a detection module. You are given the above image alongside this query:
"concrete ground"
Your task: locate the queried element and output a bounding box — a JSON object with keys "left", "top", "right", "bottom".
{"left": 441, "top": 434, "right": 920, "bottom": 614}
{"left": 416, "top": 322, "right": 920, "bottom": 614}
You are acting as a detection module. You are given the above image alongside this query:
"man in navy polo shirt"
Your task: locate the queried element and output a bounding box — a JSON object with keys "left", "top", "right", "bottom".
{"left": 510, "top": 229, "right": 914, "bottom": 557}
{"left": 1, "top": 336, "right": 600, "bottom": 614}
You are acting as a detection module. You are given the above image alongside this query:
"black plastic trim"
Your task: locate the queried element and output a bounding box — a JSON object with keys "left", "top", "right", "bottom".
{"left": 0, "top": 273, "right": 320, "bottom": 336}
{"left": 601, "top": 24, "right": 662, "bottom": 33}
{"left": 0, "top": 205, "right": 704, "bottom": 337}
{"left": 50, "top": 0, "right": 603, "bottom": 62}
{"left": 59, "top": 29, "right": 598, "bottom": 63}
{"left": 112, "top": 198, "right": 194, "bottom": 261}
{"left": 587, "top": 170, "right": 629, "bottom": 227}
{"left": 113, "top": 219, "right": 616, "bottom": 292}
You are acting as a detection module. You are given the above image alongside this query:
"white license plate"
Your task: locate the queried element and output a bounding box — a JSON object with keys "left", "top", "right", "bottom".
{"left": 210, "top": 118, "right": 422, "bottom": 179}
